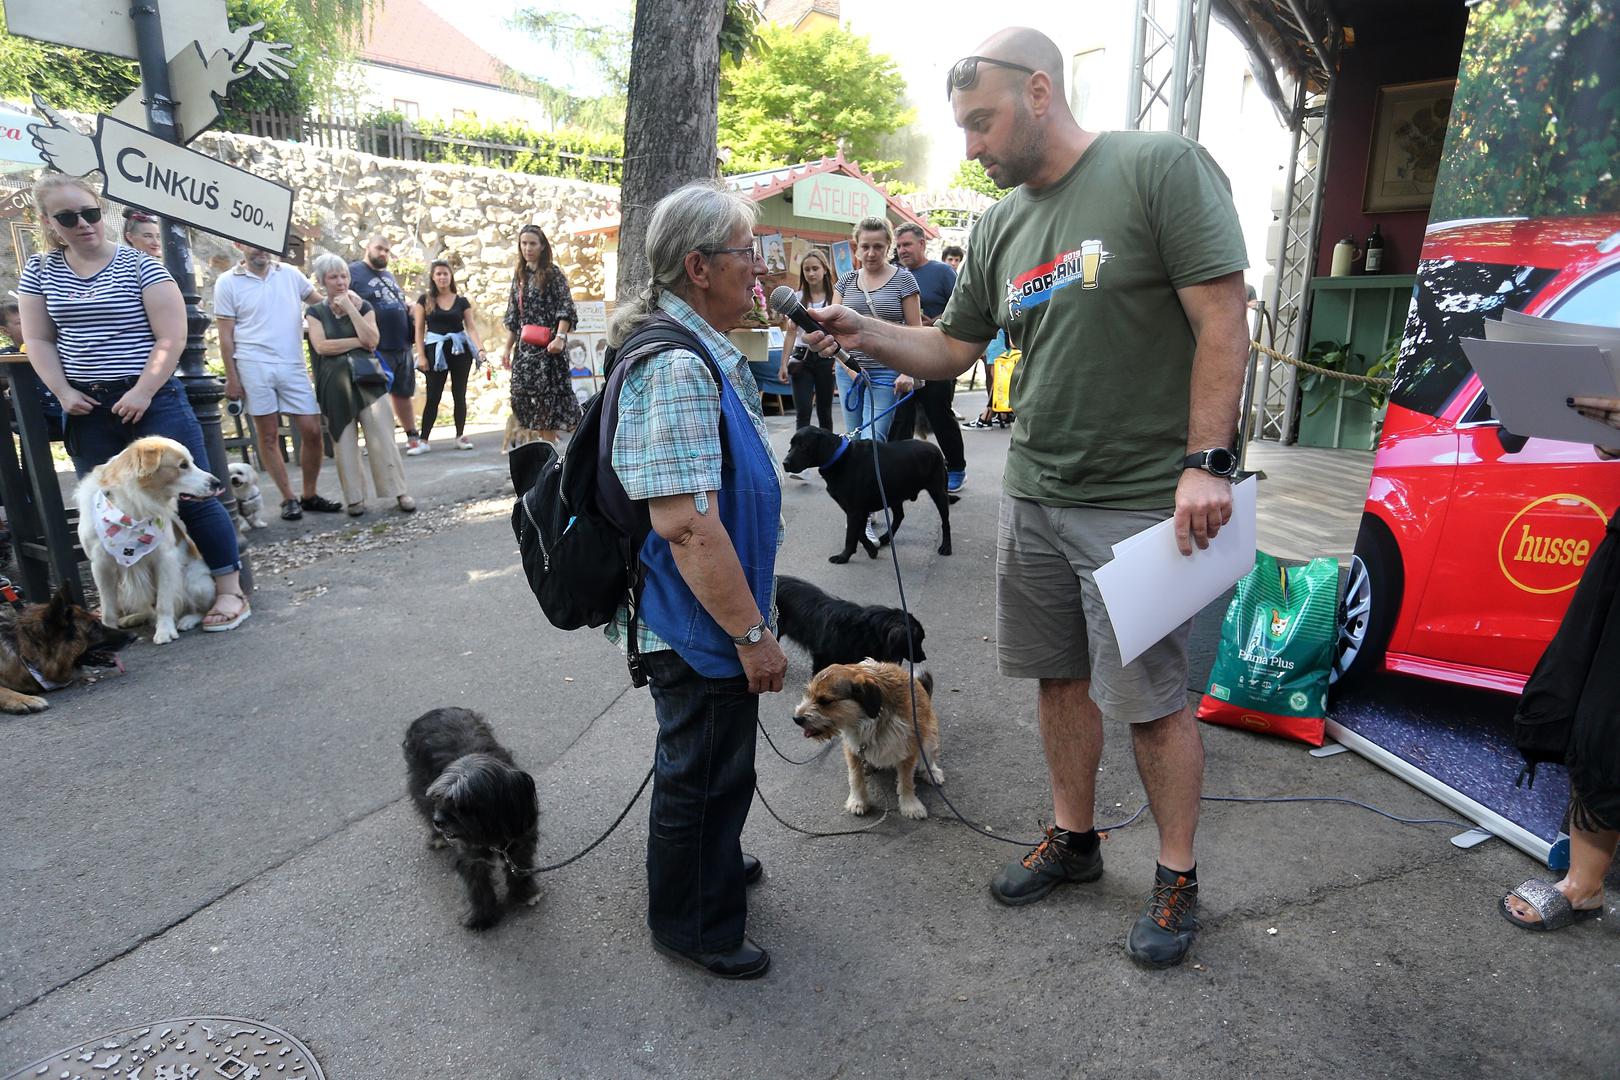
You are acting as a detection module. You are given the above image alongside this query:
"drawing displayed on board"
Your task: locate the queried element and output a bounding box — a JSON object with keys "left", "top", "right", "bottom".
{"left": 831, "top": 240, "right": 854, "bottom": 278}
{"left": 760, "top": 232, "right": 786, "bottom": 275}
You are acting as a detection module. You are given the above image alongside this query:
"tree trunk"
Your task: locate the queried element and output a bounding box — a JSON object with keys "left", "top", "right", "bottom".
{"left": 616, "top": 0, "right": 726, "bottom": 302}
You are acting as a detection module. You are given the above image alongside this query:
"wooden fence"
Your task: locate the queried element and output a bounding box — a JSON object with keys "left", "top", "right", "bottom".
{"left": 245, "top": 111, "right": 623, "bottom": 183}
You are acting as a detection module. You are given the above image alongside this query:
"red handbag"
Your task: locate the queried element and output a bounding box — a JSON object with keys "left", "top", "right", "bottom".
{"left": 521, "top": 324, "right": 552, "bottom": 348}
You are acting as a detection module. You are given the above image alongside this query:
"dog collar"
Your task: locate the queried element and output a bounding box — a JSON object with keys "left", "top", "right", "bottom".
{"left": 92, "top": 490, "right": 164, "bottom": 567}
{"left": 24, "top": 663, "right": 69, "bottom": 691}
{"left": 819, "top": 437, "right": 852, "bottom": 472}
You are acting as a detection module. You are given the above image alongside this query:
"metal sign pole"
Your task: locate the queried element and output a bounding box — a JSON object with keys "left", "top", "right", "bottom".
{"left": 126, "top": 0, "right": 238, "bottom": 532}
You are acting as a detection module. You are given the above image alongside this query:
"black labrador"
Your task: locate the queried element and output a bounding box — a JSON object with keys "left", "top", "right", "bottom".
{"left": 775, "top": 574, "right": 926, "bottom": 674}
{"left": 781, "top": 426, "right": 955, "bottom": 563}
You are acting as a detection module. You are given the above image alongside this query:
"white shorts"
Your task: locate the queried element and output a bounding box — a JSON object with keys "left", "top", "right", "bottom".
{"left": 240, "top": 363, "right": 319, "bottom": 417}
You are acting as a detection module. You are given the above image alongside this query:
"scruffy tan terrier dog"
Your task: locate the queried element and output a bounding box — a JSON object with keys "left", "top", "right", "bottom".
{"left": 793, "top": 660, "right": 943, "bottom": 819}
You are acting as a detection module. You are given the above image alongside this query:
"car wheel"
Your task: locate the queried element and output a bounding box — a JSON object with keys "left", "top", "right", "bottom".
{"left": 1332, "top": 522, "right": 1402, "bottom": 688}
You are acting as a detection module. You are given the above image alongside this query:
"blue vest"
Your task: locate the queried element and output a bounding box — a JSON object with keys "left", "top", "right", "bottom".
{"left": 636, "top": 358, "right": 781, "bottom": 678}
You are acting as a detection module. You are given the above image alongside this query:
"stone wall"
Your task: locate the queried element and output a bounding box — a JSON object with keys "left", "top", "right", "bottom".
{"left": 2, "top": 129, "right": 621, "bottom": 429}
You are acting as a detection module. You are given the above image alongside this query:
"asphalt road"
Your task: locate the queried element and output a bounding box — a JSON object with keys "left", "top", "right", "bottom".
{"left": 2, "top": 417, "right": 1615, "bottom": 1078}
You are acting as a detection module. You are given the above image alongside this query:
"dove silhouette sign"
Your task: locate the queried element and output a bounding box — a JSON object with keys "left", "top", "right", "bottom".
{"left": 28, "top": 103, "right": 293, "bottom": 253}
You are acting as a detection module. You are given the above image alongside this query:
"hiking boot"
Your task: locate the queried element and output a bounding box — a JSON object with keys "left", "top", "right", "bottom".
{"left": 1125, "top": 864, "right": 1200, "bottom": 969}
{"left": 990, "top": 825, "right": 1103, "bottom": 906}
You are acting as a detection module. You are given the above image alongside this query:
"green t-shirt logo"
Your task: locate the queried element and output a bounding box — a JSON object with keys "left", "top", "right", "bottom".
{"left": 1008, "top": 241, "right": 1112, "bottom": 317}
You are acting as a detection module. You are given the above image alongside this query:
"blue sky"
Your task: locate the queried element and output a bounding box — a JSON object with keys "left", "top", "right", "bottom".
{"left": 422, "top": 0, "right": 633, "bottom": 96}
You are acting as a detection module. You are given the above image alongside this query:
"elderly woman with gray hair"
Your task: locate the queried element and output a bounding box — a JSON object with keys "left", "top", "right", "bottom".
{"left": 601, "top": 181, "right": 785, "bottom": 979}
{"left": 304, "top": 252, "right": 415, "bottom": 515}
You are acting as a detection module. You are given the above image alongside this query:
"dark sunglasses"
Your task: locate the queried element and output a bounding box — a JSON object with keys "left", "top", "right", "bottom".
{"left": 51, "top": 206, "right": 103, "bottom": 227}
{"left": 945, "top": 55, "right": 1037, "bottom": 99}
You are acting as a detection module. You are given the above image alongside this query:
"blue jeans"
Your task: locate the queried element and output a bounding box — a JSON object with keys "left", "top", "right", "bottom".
{"left": 65, "top": 376, "right": 241, "bottom": 575}
{"left": 837, "top": 365, "right": 898, "bottom": 442}
{"left": 642, "top": 648, "right": 757, "bottom": 952}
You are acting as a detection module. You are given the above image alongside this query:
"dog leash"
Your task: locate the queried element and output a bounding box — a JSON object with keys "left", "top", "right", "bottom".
{"left": 841, "top": 369, "right": 915, "bottom": 440}
{"left": 757, "top": 715, "right": 838, "bottom": 766}
{"left": 497, "top": 766, "right": 654, "bottom": 877}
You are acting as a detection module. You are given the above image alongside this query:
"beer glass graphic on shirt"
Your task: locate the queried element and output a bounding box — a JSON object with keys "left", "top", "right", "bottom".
{"left": 1080, "top": 240, "right": 1104, "bottom": 289}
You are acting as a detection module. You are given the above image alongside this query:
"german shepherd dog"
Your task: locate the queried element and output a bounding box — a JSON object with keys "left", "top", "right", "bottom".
{"left": 0, "top": 588, "right": 133, "bottom": 713}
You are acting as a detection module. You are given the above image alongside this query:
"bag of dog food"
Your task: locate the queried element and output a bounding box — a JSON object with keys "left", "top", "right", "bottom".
{"left": 1197, "top": 551, "right": 1339, "bottom": 746}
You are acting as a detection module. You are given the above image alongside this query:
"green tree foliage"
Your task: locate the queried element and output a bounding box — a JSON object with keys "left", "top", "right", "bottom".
{"left": 717, "top": 24, "right": 913, "bottom": 176}
{"left": 1432, "top": 0, "right": 1620, "bottom": 220}
{"left": 0, "top": 5, "right": 138, "bottom": 111}
{"left": 0, "top": 0, "right": 371, "bottom": 130}
{"left": 509, "top": 1, "right": 759, "bottom": 139}
{"left": 949, "top": 159, "right": 1008, "bottom": 200}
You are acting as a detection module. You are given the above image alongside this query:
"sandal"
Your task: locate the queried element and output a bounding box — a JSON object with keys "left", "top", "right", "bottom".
{"left": 1499, "top": 878, "right": 1603, "bottom": 931}
{"left": 347, "top": 502, "right": 367, "bottom": 517}
{"left": 202, "top": 592, "right": 251, "bottom": 633}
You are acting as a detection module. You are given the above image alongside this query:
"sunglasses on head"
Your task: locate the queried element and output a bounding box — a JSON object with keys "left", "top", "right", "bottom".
{"left": 945, "top": 55, "right": 1037, "bottom": 99}
{"left": 51, "top": 206, "right": 103, "bottom": 227}
{"left": 125, "top": 210, "right": 157, "bottom": 223}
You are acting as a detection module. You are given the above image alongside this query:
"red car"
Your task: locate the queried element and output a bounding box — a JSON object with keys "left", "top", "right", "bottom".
{"left": 1336, "top": 214, "right": 1620, "bottom": 694}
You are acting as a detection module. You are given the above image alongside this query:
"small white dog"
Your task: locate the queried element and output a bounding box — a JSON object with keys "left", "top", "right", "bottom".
{"left": 228, "top": 462, "right": 269, "bottom": 535}
{"left": 75, "top": 437, "right": 221, "bottom": 644}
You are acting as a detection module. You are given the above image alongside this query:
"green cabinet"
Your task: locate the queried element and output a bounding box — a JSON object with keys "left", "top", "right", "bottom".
{"left": 1297, "top": 275, "right": 1415, "bottom": 450}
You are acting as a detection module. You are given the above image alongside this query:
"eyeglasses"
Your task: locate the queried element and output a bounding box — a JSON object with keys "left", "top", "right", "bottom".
{"left": 945, "top": 55, "right": 1037, "bottom": 99}
{"left": 700, "top": 245, "right": 762, "bottom": 261}
{"left": 51, "top": 206, "right": 103, "bottom": 227}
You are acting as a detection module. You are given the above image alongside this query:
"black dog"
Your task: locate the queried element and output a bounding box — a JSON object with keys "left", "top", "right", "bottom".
{"left": 776, "top": 575, "right": 926, "bottom": 675}
{"left": 403, "top": 707, "right": 540, "bottom": 931}
{"left": 780, "top": 426, "right": 955, "bottom": 563}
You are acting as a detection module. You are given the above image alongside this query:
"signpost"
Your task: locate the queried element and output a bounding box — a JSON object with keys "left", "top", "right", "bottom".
{"left": 3, "top": 0, "right": 300, "bottom": 596}
{"left": 791, "top": 173, "right": 887, "bottom": 226}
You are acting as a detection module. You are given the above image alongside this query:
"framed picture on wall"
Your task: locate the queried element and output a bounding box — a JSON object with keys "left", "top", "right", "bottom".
{"left": 759, "top": 232, "right": 787, "bottom": 275}
{"left": 1362, "top": 78, "right": 1455, "bottom": 213}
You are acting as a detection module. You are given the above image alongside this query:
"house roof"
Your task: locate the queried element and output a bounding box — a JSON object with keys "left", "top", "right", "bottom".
{"left": 358, "top": 0, "right": 508, "bottom": 89}
{"left": 575, "top": 153, "right": 938, "bottom": 238}
{"left": 761, "top": 0, "right": 842, "bottom": 30}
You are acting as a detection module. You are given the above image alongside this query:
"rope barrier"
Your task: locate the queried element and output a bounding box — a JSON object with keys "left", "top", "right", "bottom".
{"left": 1251, "top": 339, "right": 1393, "bottom": 388}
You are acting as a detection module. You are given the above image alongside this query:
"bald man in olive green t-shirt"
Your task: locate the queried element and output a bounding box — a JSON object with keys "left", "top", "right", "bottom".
{"left": 798, "top": 27, "right": 1251, "bottom": 969}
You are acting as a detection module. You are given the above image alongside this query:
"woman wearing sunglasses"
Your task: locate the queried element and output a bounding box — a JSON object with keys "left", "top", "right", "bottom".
{"left": 15, "top": 173, "right": 249, "bottom": 632}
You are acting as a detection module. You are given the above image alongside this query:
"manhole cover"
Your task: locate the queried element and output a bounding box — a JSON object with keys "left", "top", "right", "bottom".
{"left": 3, "top": 1016, "right": 324, "bottom": 1080}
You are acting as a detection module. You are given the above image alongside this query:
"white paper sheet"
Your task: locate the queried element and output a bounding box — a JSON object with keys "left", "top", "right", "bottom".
{"left": 1094, "top": 476, "right": 1258, "bottom": 667}
{"left": 1488, "top": 310, "right": 1620, "bottom": 369}
{"left": 1459, "top": 338, "right": 1620, "bottom": 444}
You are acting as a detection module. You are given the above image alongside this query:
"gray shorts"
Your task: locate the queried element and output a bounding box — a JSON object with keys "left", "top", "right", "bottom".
{"left": 996, "top": 492, "right": 1193, "bottom": 723}
{"left": 380, "top": 348, "right": 415, "bottom": 398}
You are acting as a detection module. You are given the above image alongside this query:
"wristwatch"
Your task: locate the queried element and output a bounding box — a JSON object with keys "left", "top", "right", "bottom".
{"left": 730, "top": 617, "right": 768, "bottom": 647}
{"left": 1180, "top": 447, "right": 1238, "bottom": 479}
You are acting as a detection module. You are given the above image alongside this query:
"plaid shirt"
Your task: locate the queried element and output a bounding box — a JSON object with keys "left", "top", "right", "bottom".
{"left": 605, "top": 291, "right": 784, "bottom": 655}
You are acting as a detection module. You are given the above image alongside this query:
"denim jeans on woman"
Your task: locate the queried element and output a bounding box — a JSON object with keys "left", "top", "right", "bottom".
{"left": 836, "top": 363, "right": 898, "bottom": 441}
{"left": 64, "top": 375, "right": 241, "bottom": 574}
{"left": 642, "top": 648, "right": 758, "bottom": 953}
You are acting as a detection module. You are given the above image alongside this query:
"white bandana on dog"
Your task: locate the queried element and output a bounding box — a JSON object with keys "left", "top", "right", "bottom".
{"left": 92, "top": 490, "right": 164, "bottom": 567}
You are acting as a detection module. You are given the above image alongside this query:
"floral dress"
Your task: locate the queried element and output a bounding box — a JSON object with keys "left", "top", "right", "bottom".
{"left": 503, "top": 265, "right": 581, "bottom": 436}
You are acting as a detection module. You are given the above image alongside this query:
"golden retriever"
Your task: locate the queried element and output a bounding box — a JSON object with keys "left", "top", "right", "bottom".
{"left": 75, "top": 437, "right": 222, "bottom": 644}
{"left": 792, "top": 660, "right": 943, "bottom": 819}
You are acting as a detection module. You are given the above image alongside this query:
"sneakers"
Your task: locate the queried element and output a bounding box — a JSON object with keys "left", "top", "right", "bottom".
{"left": 964, "top": 417, "right": 994, "bottom": 430}
{"left": 947, "top": 469, "right": 966, "bottom": 494}
{"left": 279, "top": 497, "right": 302, "bottom": 521}
{"left": 990, "top": 825, "right": 1104, "bottom": 906}
{"left": 455, "top": 436, "right": 475, "bottom": 450}
{"left": 1125, "top": 864, "right": 1200, "bottom": 968}
{"left": 864, "top": 516, "right": 882, "bottom": 547}
{"left": 405, "top": 438, "right": 431, "bottom": 456}
{"left": 299, "top": 494, "right": 343, "bottom": 513}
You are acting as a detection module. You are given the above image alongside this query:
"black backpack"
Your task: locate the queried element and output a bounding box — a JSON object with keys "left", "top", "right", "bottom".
{"left": 510, "top": 315, "right": 723, "bottom": 668}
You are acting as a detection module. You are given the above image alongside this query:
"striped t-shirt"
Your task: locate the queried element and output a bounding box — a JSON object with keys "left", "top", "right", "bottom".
{"left": 17, "top": 246, "right": 174, "bottom": 380}
{"left": 836, "top": 267, "right": 919, "bottom": 380}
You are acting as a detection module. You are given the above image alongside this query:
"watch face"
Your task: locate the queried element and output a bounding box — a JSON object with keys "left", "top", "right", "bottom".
{"left": 1208, "top": 448, "right": 1237, "bottom": 476}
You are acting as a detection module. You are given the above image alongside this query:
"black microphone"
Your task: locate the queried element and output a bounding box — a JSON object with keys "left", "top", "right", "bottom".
{"left": 769, "top": 286, "right": 858, "bottom": 368}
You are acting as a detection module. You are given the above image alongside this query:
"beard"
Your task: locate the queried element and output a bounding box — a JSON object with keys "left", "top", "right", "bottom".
{"left": 367, "top": 254, "right": 388, "bottom": 270}
{"left": 987, "top": 99, "right": 1045, "bottom": 189}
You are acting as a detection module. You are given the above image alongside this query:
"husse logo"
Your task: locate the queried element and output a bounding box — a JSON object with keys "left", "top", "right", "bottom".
{"left": 1497, "top": 494, "right": 1610, "bottom": 595}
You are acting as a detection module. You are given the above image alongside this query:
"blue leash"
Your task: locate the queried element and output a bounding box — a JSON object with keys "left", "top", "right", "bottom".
{"left": 841, "top": 369, "right": 914, "bottom": 440}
